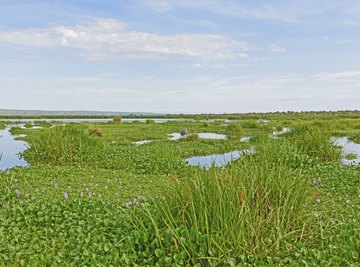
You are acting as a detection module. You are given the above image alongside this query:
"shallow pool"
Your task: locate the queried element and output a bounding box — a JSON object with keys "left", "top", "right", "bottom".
{"left": 0, "top": 126, "right": 28, "bottom": 170}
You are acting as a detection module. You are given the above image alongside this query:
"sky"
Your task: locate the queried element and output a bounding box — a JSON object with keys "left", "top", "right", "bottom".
{"left": 0, "top": 0, "right": 360, "bottom": 114}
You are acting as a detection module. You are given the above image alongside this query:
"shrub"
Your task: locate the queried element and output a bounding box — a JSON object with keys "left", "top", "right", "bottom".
{"left": 113, "top": 116, "right": 122, "bottom": 123}
{"left": 146, "top": 119, "right": 155, "bottom": 124}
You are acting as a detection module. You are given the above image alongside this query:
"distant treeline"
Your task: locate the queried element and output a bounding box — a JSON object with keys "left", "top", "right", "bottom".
{"left": 1, "top": 110, "right": 360, "bottom": 120}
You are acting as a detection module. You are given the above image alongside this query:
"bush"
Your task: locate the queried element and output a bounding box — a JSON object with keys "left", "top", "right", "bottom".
{"left": 146, "top": 119, "right": 155, "bottom": 124}
{"left": 113, "top": 116, "right": 122, "bottom": 123}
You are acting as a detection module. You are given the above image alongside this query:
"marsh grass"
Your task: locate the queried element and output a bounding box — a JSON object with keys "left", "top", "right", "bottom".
{"left": 286, "top": 125, "right": 342, "bottom": 163}
{"left": 88, "top": 125, "right": 103, "bottom": 137}
{"left": 113, "top": 116, "right": 122, "bottom": 123}
{"left": 349, "top": 133, "right": 360, "bottom": 144}
{"left": 128, "top": 138, "right": 314, "bottom": 263}
{"left": 0, "top": 121, "right": 6, "bottom": 130}
{"left": 184, "top": 132, "right": 199, "bottom": 141}
{"left": 226, "top": 123, "right": 244, "bottom": 139}
{"left": 22, "top": 125, "right": 104, "bottom": 164}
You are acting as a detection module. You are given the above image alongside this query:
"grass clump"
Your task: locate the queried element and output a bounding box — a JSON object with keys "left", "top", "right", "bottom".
{"left": 25, "top": 122, "right": 33, "bottom": 128}
{"left": 184, "top": 132, "right": 199, "bottom": 141}
{"left": 88, "top": 125, "right": 103, "bottom": 137}
{"left": 349, "top": 133, "right": 360, "bottom": 144}
{"left": 287, "top": 125, "right": 342, "bottom": 163}
{"left": 129, "top": 139, "right": 313, "bottom": 264}
{"left": 227, "top": 123, "right": 244, "bottom": 139}
{"left": 113, "top": 116, "right": 122, "bottom": 123}
{"left": 22, "top": 125, "right": 105, "bottom": 164}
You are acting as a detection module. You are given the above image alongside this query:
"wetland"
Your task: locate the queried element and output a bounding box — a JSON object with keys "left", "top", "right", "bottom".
{"left": 0, "top": 112, "right": 359, "bottom": 266}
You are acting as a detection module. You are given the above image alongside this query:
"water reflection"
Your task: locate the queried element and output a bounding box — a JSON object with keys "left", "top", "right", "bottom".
{"left": 332, "top": 137, "right": 360, "bottom": 165}
{"left": 168, "top": 132, "right": 227, "bottom": 140}
{"left": 0, "top": 126, "right": 28, "bottom": 170}
{"left": 186, "top": 149, "right": 253, "bottom": 169}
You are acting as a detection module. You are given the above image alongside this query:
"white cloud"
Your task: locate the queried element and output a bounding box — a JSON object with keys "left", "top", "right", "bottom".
{"left": 0, "top": 18, "right": 250, "bottom": 62}
{"left": 142, "top": 0, "right": 360, "bottom": 24}
{"left": 310, "top": 71, "right": 360, "bottom": 81}
{"left": 268, "top": 44, "right": 286, "bottom": 53}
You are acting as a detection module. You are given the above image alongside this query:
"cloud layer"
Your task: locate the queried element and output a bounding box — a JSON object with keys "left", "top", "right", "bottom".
{"left": 0, "top": 19, "right": 252, "bottom": 62}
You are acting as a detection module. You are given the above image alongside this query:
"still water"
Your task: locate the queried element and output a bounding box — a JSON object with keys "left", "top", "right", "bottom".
{"left": 332, "top": 137, "right": 360, "bottom": 165}
{"left": 0, "top": 126, "right": 28, "bottom": 170}
{"left": 186, "top": 149, "right": 253, "bottom": 169}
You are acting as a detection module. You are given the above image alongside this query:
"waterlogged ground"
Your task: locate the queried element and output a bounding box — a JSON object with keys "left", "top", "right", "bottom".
{"left": 0, "top": 117, "right": 359, "bottom": 266}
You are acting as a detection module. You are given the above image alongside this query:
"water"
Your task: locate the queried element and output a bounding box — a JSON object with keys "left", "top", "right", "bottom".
{"left": 0, "top": 126, "right": 28, "bottom": 170}
{"left": 198, "top": 133, "right": 227, "bottom": 139}
{"left": 257, "top": 119, "right": 270, "bottom": 123}
{"left": 332, "top": 137, "right": 360, "bottom": 165}
{"left": 133, "top": 140, "right": 153, "bottom": 145}
{"left": 240, "top": 136, "right": 250, "bottom": 142}
{"left": 186, "top": 149, "right": 253, "bottom": 169}
{"left": 2, "top": 118, "right": 192, "bottom": 124}
{"left": 168, "top": 132, "right": 227, "bottom": 140}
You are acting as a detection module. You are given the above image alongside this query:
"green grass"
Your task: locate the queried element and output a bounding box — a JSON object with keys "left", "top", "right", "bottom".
{"left": 0, "top": 117, "right": 359, "bottom": 265}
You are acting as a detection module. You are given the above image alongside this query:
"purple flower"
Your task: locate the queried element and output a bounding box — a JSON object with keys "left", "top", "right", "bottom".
{"left": 88, "top": 192, "right": 93, "bottom": 198}
{"left": 64, "top": 192, "right": 69, "bottom": 200}
{"left": 13, "top": 179, "right": 18, "bottom": 183}
{"left": 15, "top": 189, "right": 20, "bottom": 196}
{"left": 138, "top": 195, "right": 145, "bottom": 201}
{"left": 125, "top": 201, "right": 132, "bottom": 208}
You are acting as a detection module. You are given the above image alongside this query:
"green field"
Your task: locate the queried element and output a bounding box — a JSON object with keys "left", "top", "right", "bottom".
{"left": 0, "top": 114, "right": 359, "bottom": 266}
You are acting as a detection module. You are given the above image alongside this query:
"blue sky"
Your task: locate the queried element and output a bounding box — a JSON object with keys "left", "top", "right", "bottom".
{"left": 0, "top": 0, "right": 359, "bottom": 113}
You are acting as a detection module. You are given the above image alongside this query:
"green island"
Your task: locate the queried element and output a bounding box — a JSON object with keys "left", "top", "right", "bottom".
{"left": 0, "top": 112, "right": 359, "bottom": 266}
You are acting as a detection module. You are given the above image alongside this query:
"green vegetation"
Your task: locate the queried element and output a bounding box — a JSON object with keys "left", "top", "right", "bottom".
{"left": 0, "top": 114, "right": 359, "bottom": 265}
{"left": 113, "top": 116, "right": 122, "bottom": 123}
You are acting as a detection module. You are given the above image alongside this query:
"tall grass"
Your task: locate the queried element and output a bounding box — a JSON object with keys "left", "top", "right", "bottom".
{"left": 128, "top": 138, "right": 314, "bottom": 263}
{"left": 0, "top": 121, "right": 6, "bottom": 130}
{"left": 22, "top": 125, "right": 105, "bottom": 164}
{"left": 286, "top": 125, "right": 341, "bottom": 162}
